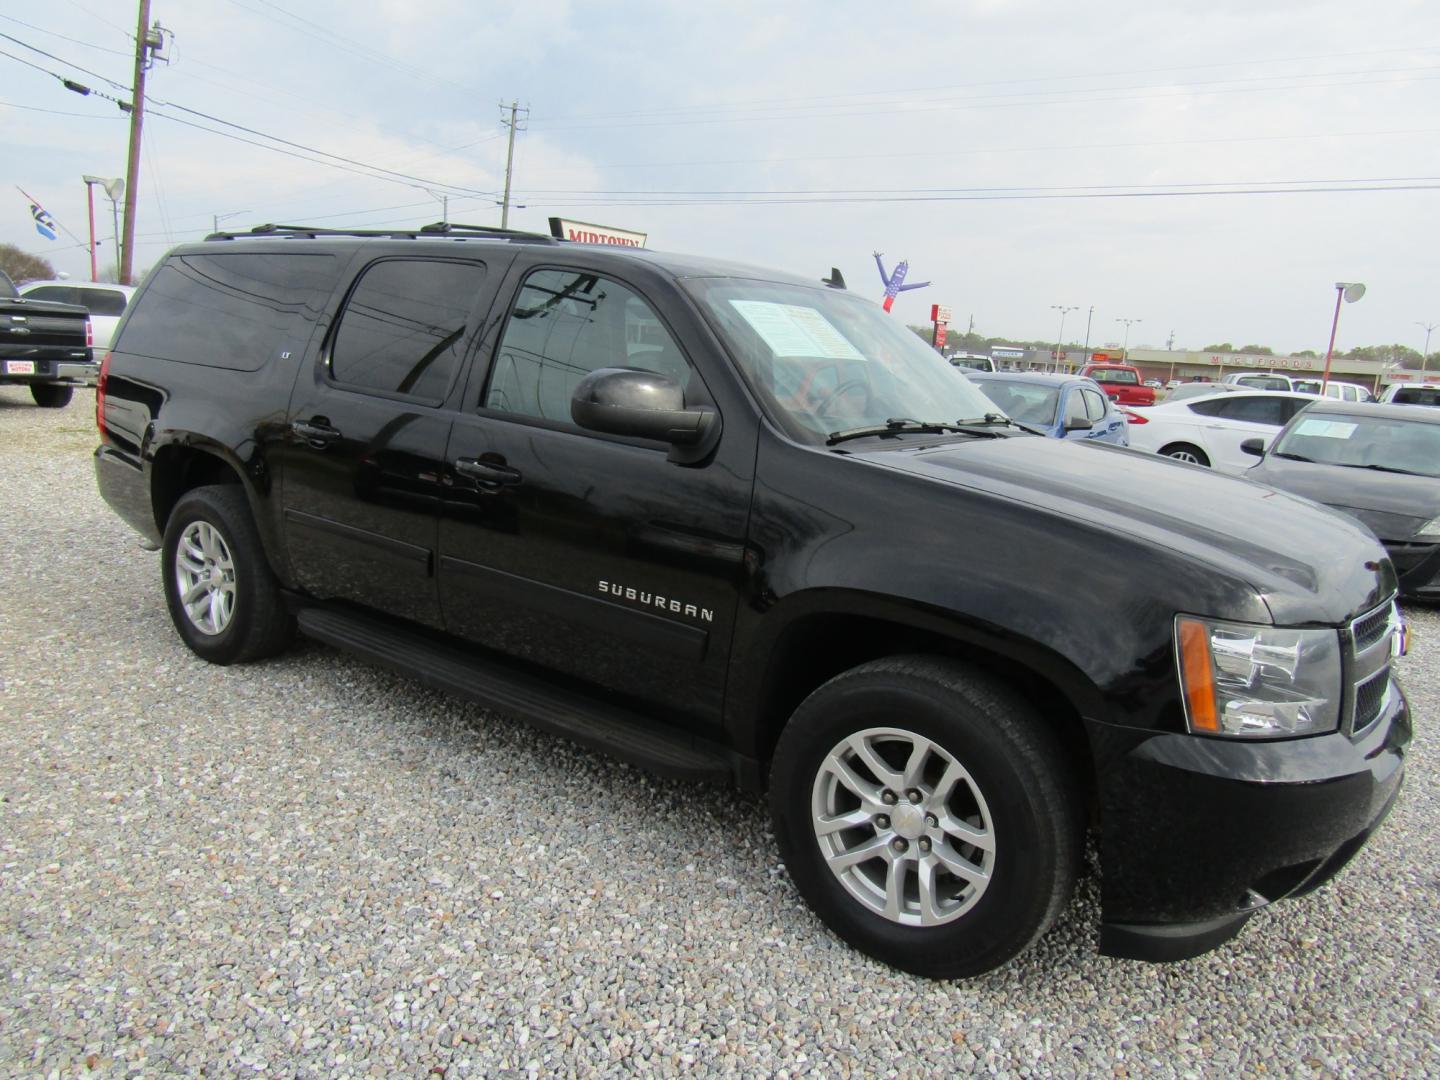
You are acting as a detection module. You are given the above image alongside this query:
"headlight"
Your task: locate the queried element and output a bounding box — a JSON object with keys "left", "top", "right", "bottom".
{"left": 1175, "top": 616, "right": 1341, "bottom": 738}
{"left": 1414, "top": 515, "right": 1440, "bottom": 542}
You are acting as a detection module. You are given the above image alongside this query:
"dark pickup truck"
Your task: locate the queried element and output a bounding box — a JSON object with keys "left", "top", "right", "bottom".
{"left": 95, "top": 224, "right": 1409, "bottom": 978}
{"left": 0, "top": 269, "right": 92, "bottom": 407}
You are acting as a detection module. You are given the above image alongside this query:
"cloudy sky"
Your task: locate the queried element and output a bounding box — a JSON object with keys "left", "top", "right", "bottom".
{"left": 3, "top": 0, "right": 1436, "bottom": 354}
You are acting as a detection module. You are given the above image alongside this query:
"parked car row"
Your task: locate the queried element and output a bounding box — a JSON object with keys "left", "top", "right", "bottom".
{"left": 953, "top": 361, "right": 1440, "bottom": 599}
{"left": 1243, "top": 400, "right": 1440, "bottom": 600}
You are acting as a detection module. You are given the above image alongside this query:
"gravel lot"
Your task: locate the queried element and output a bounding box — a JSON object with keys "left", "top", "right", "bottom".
{"left": 2, "top": 385, "right": 1438, "bottom": 1078}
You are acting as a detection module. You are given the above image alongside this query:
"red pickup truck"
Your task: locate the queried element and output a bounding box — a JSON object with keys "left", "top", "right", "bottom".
{"left": 1079, "top": 363, "right": 1156, "bottom": 407}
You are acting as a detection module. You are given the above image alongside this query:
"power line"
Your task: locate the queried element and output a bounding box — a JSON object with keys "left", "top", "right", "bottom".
{"left": 529, "top": 67, "right": 1440, "bottom": 133}
{"left": 220, "top": 0, "right": 484, "bottom": 98}
{"left": 146, "top": 99, "right": 500, "bottom": 197}
{"left": 0, "top": 29, "right": 128, "bottom": 89}
{"left": 534, "top": 183, "right": 1440, "bottom": 209}
{"left": 516, "top": 174, "right": 1440, "bottom": 198}
{"left": 0, "top": 14, "right": 132, "bottom": 56}
{"left": 1, "top": 98, "right": 126, "bottom": 118}
{"left": 541, "top": 44, "right": 1440, "bottom": 124}
{"left": 516, "top": 126, "right": 1440, "bottom": 177}
{"left": 144, "top": 108, "right": 496, "bottom": 196}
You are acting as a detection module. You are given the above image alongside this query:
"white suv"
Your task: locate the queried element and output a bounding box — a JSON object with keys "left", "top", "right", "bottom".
{"left": 18, "top": 281, "right": 135, "bottom": 351}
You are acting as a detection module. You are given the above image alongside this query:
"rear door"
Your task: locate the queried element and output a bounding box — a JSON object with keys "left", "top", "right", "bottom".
{"left": 436, "top": 259, "right": 756, "bottom": 731}
{"left": 1188, "top": 393, "right": 1309, "bottom": 472}
{"left": 280, "top": 253, "right": 501, "bottom": 628}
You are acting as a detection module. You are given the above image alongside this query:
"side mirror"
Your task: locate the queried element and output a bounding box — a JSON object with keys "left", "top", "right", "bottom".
{"left": 571, "top": 367, "right": 715, "bottom": 447}
{"left": 1064, "top": 418, "right": 1093, "bottom": 432}
{"left": 1241, "top": 437, "right": 1265, "bottom": 457}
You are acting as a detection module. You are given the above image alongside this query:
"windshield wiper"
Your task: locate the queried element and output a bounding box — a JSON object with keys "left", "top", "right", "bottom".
{"left": 1361, "top": 463, "right": 1424, "bottom": 476}
{"left": 1273, "top": 451, "right": 1315, "bottom": 463}
{"left": 826, "top": 418, "right": 972, "bottom": 446}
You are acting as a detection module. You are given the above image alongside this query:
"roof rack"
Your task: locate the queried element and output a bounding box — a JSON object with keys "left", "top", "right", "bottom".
{"left": 204, "top": 222, "right": 559, "bottom": 244}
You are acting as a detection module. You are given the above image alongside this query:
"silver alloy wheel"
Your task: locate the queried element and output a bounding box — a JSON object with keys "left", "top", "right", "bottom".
{"left": 811, "top": 726, "right": 995, "bottom": 926}
{"left": 173, "top": 520, "right": 237, "bottom": 636}
{"left": 1166, "top": 447, "right": 1204, "bottom": 464}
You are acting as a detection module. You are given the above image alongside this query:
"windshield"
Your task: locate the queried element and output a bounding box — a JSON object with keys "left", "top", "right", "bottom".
{"left": 687, "top": 278, "right": 1003, "bottom": 443}
{"left": 1089, "top": 368, "right": 1138, "bottom": 385}
{"left": 971, "top": 379, "right": 1058, "bottom": 429}
{"left": 1273, "top": 413, "right": 1440, "bottom": 477}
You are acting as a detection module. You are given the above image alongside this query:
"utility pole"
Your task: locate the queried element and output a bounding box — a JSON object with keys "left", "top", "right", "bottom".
{"left": 120, "top": 4, "right": 169, "bottom": 284}
{"left": 1417, "top": 321, "right": 1438, "bottom": 372}
{"left": 499, "top": 100, "right": 529, "bottom": 229}
{"left": 120, "top": 0, "right": 152, "bottom": 286}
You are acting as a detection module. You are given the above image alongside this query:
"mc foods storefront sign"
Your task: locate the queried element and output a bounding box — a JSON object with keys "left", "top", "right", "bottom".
{"left": 1205, "top": 354, "right": 1317, "bottom": 369}
{"left": 549, "top": 218, "right": 647, "bottom": 247}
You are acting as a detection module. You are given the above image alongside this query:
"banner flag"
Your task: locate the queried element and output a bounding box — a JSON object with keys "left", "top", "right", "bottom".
{"left": 30, "top": 201, "right": 57, "bottom": 241}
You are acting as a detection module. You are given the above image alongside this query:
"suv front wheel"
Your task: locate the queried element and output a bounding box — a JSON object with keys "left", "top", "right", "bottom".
{"left": 161, "top": 485, "right": 294, "bottom": 665}
{"left": 769, "top": 656, "right": 1082, "bottom": 979}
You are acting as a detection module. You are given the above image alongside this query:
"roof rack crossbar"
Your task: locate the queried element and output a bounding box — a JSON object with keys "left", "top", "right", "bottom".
{"left": 203, "top": 222, "right": 558, "bottom": 244}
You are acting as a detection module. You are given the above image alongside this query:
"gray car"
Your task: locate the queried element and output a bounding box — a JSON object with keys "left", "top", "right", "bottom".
{"left": 1244, "top": 400, "right": 1440, "bottom": 599}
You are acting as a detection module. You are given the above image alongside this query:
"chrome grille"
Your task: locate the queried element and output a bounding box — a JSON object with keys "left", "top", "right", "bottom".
{"left": 1353, "top": 670, "right": 1389, "bottom": 733}
{"left": 1347, "top": 600, "right": 1399, "bottom": 737}
{"left": 1352, "top": 604, "right": 1395, "bottom": 651}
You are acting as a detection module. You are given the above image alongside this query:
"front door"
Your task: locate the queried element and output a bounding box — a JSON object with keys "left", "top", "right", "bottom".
{"left": 437, "top": 264, "right": 755, "bottom": 730}
{"left": 280, "top": 255, "right": 493, "bottom": 628}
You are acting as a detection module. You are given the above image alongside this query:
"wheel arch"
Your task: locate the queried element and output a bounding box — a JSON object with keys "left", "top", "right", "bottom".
{"left": 734, "top": 594, "right": 1102, "bottom": 802}
{"left": 148, "top": 439, "right": 290, "bottom": 585}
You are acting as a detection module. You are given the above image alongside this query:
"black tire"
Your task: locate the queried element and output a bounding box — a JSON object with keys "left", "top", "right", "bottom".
{"left": 161, "top": 485, "right": 294, "bottom": 665}
{"left": 1160, "top": 442, "right": 1210, "bottom": 467}
{"left": 30, "top": 383, "right": 73, "bottom": 408}
{"left": 769, "top": 656, "right": 1082, "bottom": 979}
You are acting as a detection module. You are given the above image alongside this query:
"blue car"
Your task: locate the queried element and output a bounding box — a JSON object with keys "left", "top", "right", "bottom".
{"left": 968, "top": 372, "right": 1129, "bottom": 446}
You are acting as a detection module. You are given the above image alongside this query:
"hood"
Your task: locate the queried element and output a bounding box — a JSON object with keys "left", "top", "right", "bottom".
{"left": 1247, "top": 457, "right": 1440, "bottom": 541}
{"left": 847, "top": 434, "right": 1394, "bottom": 625}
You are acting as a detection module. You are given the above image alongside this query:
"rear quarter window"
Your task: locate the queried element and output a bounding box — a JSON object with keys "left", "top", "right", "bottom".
{"left": 114, "top": 252, "right": 339, "bottom": 371}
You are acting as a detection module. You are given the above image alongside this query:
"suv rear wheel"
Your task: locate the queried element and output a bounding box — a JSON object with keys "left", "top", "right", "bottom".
{"left": 161, "top": 485, "right": 294, "bottom": 665}
{"left": 769, "top": 656, "right": 1081, "bottom": 978}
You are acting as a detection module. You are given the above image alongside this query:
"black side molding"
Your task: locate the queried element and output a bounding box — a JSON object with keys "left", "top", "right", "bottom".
{"left": 295, "top": 605, "right": 735, "bottom": 784}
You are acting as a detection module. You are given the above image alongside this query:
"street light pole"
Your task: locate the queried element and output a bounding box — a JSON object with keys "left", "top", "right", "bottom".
{"left": 1321, "top": 282, "right": 1366, "bottom": 392}
{"left": 1051, "top": 305, "right": 1077, "bottom": 372}
{"left": 1417, "top": 321, "right": 1438, "bottom": 373}
{"left": 211, "top": 209, "right": 251, "bottom": 235}
{"left": 1116, "top": 318, "right": 1142, "bottom": 361}
{"left": 1082, "top": 305, "right": 1094, "bottom": 364}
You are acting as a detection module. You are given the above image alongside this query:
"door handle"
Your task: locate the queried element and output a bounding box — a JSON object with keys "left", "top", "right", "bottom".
{"left": 454, "top": 457, "right": 521, "bottom": 487}
{"left": 292, "top": 418, "right": 342, "bottom": 446}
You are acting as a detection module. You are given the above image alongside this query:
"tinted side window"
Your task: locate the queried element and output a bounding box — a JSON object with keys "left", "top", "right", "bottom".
{"left": 1081, "top": 387, "right": 1108, "bottom": 420}
{"left": 486, "top": 269, "right": 690, "bottom": 423}
{"left": 80, "top": 287, "right": 127, "bottom": 316}
{"left": 1213, "top": 396, "right": 1287, "bottom": 425}
{"left": 329, "top": 260, "right": 485, "bottom": 400}
{"left": 115, "top": 253, "right": 338, "bottom": 370}
{"left": 1062, "top": 390, "right": 1088, "bottom": 426}
{"left": 24, "top": 285, "right": 81, "bottom": 305}
{"left": 1186, "top": 398, "right": 1228, "bottom": 417}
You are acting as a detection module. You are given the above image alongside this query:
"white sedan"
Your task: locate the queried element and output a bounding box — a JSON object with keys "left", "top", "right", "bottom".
{"left": 1126, "top": 390, "right": 1316, "bottom": 473}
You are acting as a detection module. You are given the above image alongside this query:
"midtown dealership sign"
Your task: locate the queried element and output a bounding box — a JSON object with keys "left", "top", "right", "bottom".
{"left": 549, "top": 218, "right": 647, "bottom": 247}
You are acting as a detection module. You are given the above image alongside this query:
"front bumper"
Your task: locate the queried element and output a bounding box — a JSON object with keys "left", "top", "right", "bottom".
{"left": 1088, "top": 679, "right": 1409, "bottom": 962}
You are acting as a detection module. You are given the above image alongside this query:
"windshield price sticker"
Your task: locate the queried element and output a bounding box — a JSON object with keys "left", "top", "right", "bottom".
{"left": 1294, "top": 418, "right": 1358, "bottom": 439}
{"left": 729, "top": 300, "right": 864, "bottom": 361}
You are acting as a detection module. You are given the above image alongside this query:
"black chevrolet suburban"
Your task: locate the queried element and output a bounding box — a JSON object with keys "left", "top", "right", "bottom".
{"left": 94, "top": 224, "right": 1409, "bottom": 978}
